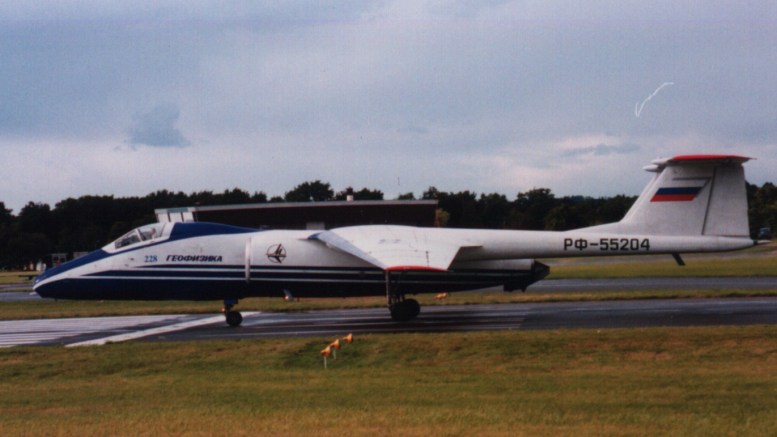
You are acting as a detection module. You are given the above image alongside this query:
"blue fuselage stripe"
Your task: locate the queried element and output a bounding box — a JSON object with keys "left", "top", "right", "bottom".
{"left": 35, "top": 265, "right": 539, "bottom": 300}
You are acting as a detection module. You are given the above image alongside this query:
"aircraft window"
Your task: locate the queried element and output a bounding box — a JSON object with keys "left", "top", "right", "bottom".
{"left": 113, "top": 224, "right": 166, "bottom": 249}
{"left": 138, "top": 224, "right": 163, "bottom": 241}
{"left": 115, "top": 230, "right": 141, "bottom": 249}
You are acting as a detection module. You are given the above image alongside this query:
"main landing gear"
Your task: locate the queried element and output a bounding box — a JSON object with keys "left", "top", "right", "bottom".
{"left": 222, "top": 298, "right": 243, "bottom": 327}
{"left": 389, "top": 298, "right": 420, "bottom": 321}
{"left": 386, "top": 271, "right": 421, "bottom": 322}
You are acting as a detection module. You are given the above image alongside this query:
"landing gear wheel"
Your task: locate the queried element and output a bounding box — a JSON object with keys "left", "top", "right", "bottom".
{"left": 222, "top": 298, "right": 243, "bottom": 327}
{"left": 225, "top": 311, "right": 243, "bottom": 327}
{"left": 405, "top": 298, "right": 420, "bottom": 319}
{"left": 385, "top": 270, "right": 422, "bottom": 322}
{"left": 389, "top": 298, "right": 420, "bottom": 322}
{"left": 389, "top": 304, "right": 408, "bottom": 321}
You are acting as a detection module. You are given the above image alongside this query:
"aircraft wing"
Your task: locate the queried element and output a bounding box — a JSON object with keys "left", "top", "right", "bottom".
{"left": 310, "top": 225, "right": 475, "bottom": 271}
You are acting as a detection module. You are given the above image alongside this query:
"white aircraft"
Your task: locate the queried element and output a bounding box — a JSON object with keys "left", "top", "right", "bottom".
{"left": 34, "top": 154, "right": 756, "bottom": 326}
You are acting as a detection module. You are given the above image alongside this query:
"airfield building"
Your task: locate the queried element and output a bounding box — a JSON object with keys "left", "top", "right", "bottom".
{"left": 154, "top": 200, "right": 439, "bottom": 230}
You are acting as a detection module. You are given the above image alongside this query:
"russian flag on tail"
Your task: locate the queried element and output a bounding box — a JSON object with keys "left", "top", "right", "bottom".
{"left": 651, "top": 186, "right": 704, "bottom": 202}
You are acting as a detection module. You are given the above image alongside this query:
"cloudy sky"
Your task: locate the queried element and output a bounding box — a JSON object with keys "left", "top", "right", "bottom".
{"left": 1, "top": 1, "right": 775, "bottom": 213}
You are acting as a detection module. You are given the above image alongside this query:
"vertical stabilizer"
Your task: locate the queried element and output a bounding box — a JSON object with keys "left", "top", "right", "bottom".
{"left": 586, "top": 155, "right": 751, "bottom": 237}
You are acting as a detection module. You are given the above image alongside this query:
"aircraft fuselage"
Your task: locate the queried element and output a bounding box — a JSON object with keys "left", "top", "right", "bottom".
{"left": 34, "top": 223, "right": 552, "bottom": 301}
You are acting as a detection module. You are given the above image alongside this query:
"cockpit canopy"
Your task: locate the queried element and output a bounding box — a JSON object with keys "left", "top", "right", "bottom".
{"left": 106, "top": 223, "right": 170, "bottom": 252}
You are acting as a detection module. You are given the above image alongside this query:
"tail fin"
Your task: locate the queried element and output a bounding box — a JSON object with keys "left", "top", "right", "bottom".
{"left": 588, "top": 155, "right": 751, "bottom": 237}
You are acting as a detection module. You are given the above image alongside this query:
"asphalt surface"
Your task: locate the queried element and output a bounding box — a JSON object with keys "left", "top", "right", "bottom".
{"left": 140, "top": 297, "right": 777, "bottom": 344}
{"left": 2, "top": 281, "right": 777, "bottom": 347}
{"left": 0, "top": 291, "right": 38, "bottom": 301}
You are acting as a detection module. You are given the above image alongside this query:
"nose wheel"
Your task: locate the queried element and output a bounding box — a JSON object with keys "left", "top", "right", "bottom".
{"left": 222, "top": 298, "right": 243, "bottom": 327}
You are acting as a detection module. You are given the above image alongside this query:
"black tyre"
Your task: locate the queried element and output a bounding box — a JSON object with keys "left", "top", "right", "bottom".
{"left": 405, "top": 298, "right": 421, "bottom": 319}
{"left": 389, "top": 300, "right": 420, "bottom": 322}
{"left": 226, "top": 311, "right": 243, "bottom": 327}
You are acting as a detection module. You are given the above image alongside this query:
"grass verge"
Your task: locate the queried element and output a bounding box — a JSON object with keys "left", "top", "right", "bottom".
{"left": 2, "top": 326, "right": 777, "bottom": 436}
{"left": 548, "top": 255, "right": 777, "bottom": 279}
{"left": 0, "top": 271, "right": 34, "bottom": 288}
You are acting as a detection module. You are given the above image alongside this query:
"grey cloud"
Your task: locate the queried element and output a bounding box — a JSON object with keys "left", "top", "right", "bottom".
{"left": 128, "top": 104, "right": 190, "bottom": 148}
{"left": 397, "top": 125, "right": 429, "bottom": 135}
{"left": 563, "top": 144, "right": 641, "bottom": 158}
{"left": 2, "top": 1, "right": 776, "bottom": 212}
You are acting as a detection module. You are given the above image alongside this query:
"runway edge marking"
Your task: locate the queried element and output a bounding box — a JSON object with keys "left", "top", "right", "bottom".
{"left": 66, "top": 312, "right": 260, "bottom": 347}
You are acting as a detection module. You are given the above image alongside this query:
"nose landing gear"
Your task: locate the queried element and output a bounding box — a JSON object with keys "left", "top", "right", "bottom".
{"left": 222, "top": 298, "right": 243, "bottom": 327}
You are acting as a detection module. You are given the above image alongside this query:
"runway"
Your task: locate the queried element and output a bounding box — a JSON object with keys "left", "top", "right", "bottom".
{"left": 3, "top": 296, "right": 777, "bottom": 347}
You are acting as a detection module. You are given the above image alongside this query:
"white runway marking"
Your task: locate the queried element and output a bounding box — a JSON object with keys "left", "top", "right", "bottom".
{"left": 0, "top": 313, "right": 251, "bottom": 347}
{"left": 67, "top": 312, "right": 258, "bottom": 347}
{"left": 0, "top": 315, "right": 180, "bottom": 347}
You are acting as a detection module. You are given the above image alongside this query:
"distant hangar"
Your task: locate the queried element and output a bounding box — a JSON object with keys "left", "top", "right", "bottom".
{"left": 155, "top": 200, "right": 439, "bottom": 230}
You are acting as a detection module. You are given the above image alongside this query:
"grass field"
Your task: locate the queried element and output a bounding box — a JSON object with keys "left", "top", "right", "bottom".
{"left": 2, "top": 326, "right": 777, "bottom": 436}
{"left": 1, "top": 247, "right": 775, "bottom": 435}
{"left": 0, "top": 271, "right": 36, "bottom": 287}
{"left": 546, "top": 247, "right": 777, "bottom": 278}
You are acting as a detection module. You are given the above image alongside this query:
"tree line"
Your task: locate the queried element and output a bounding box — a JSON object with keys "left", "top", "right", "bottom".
{"left": 1, "top": 181, "right": 775, "bottom": 269}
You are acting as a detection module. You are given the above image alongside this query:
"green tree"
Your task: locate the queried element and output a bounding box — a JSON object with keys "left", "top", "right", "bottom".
{"left": 511, "top": 188, "right": 557, "bottom": 230}
{"left": 284, "top": 181, "right": 334, "bottom": 202}
{"left": 479, "top": 193, "right": 510, "bottom": 229}
{"left": 749, "top": 182, "right": 777, "bottom": 237}
{"left": 335, "top": 187, "right": 384, "bottom": 201}
{"left": 250, "top": 191, "right": 269, "bottom": 203}
{"left": 596, "top": 195, "right": 636, "bottom": 225}
{"left": 218, "top": 188, "right": 253, "bottom": 205}
{"left": 543, "top": 204, "right": 567, "bottom": 230}
{"left": 7, "top": 232, "right": 52, "bottom": 268}
{"left": 18, "top": 202, "right": 55, "bottom": 241}
{"left": 0, "top": 206, "right": 11, "bottom": 267}
{"left": 422, "top": 186, "right": 441, "bottom": 200}
{"left": 438, "top": 191, "right": 481, "bottom": 228}
{"left": 0, "top": 201, "right": 12, "bottom": 226}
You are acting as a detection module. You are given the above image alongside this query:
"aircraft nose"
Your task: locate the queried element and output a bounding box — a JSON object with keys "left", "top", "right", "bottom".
{"left": 33, "top": 271, "right": 47, "bottom": 285}
{"left": 31, "top": 249, "right": 109, "bottom": 299}
{"left": 32, "top": 268, "right": 64, "bottom": 298}
{"left": 32, "top": 273, "right": 50, "bottom": 296}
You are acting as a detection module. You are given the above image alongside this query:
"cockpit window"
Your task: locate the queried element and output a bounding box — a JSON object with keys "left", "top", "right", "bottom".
{"left": 113, "top": 223, "right": 166, "bottom": 249}
{"left": 139, "top": 225, "right": 161, "bottom": 241}
{"left": 115, "top": 230, "right": 141, "bottom": 249}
